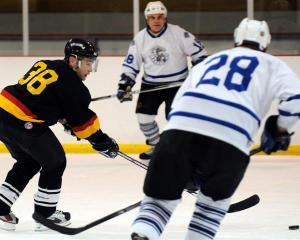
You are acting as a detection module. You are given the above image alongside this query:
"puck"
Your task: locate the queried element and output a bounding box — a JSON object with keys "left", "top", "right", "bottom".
{"left": 289, "top": 225, "right": 299, "bottom": 230}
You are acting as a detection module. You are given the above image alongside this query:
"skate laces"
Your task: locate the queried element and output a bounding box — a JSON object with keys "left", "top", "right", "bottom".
{"left": 47, "top": 210, "right": 70, "bottom": 223}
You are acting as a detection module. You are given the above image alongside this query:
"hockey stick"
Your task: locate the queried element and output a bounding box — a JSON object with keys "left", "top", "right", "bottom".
{"left": 32, "top": 148, "right": 261, "bottom": 235}
{"left": 117, "top": 149, "right": 261, "bottom": 213}
{"left": 91, "top": 82, "right": 182, "bottom": 102}
{"left": 250, "top": 146, "right": 262, "bottom": 155}
{"left": 32, "top": 195, "right": 260, "bottom": 236}
{"left": 117, "top": 151, "right": 148, "bottom": 170}
{"left": 32, "top": 200, "right": 141, "bottom": 235}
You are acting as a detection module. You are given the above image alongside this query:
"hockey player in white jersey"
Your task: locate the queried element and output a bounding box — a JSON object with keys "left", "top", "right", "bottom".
{"left": 130, "top": 18, "right": 300, "bottom": 240}
{"left": 116, "top": 1, "right": 207, "bottom": 160}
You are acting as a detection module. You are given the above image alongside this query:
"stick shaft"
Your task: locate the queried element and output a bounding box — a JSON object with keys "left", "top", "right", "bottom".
{"left": 250, "top": 147, "right": 262, "bottom": 156}
{"left": 91, "top": 82, "right": 182, "bottom": 102}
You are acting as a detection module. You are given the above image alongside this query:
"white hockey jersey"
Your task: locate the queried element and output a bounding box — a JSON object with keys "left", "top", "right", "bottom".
{"left": 121, "top": 23, "right": 207, "bottom": 85}
{"left": 165, "top": 47, "right": 300, "bottom": 154}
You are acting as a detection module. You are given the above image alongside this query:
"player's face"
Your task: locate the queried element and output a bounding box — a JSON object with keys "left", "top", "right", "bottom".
{"left": 75, "top": 58, "right": 96, "bottom": 81}
{"left": 75, "top": 58, "right": 93, "bottom": 81}
{"left": 147, "top": 14, "right": 166, "bottom": 33}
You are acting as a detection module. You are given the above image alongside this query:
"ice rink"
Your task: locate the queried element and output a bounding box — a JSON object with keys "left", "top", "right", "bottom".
{"left": 0, "top": 153, "right": 299, "bottom": 240}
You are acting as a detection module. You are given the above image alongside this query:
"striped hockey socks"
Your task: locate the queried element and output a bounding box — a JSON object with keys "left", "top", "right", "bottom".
{"left": 185, "top": 191, "right": 231, "bottom": 239}
{"left": 131, "top": 196, "right": 180, "bottom": 240}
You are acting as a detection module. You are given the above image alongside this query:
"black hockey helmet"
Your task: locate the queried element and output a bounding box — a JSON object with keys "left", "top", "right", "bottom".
{"left": 64, "top": 38, "right": 98, "bottom": 61}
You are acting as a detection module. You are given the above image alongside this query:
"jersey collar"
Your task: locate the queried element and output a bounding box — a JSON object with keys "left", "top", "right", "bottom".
{"left": 146, "top": 23, "right": 168, "bottom": 38}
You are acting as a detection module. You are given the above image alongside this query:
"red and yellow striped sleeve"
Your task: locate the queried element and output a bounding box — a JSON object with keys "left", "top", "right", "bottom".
{"left": 72, "top": 115, "right": 100, "bottom": 139}
{"left": 0, "top": 90, "right": 44, "bottom": 123}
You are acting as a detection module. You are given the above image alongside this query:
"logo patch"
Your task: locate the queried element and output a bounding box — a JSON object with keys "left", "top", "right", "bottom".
{"left": 24, "top": 122, "right": 33, "bottom": 130}
{"left": 149, "top": 46, "right": 169, "bottom": 65}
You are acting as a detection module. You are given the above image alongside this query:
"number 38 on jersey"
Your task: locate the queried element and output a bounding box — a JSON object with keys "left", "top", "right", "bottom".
{"left": 18, "top": 61, "right": 58, "bottom": 95}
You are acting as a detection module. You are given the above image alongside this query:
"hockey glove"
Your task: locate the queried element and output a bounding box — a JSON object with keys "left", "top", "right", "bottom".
{"left": 88, "top": 131, "right": 119, "bottom": 158}
{"left": 260, "top": 115, "right": 293, "bottom": 155}
{"left": 117, "top": 74, "right": 135, "bottom": 103}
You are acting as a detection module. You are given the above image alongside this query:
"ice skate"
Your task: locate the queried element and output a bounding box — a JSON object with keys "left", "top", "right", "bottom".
{"left": 35, "top": 210, "right": 71, "bottom": 231}
{"left": 139, "top": 146, "right": 154, "bottom": 160}
{"left": 0, "top": 212, "right": 19, "bottom": 231}
{"left": 131, "top": 232, "right": 149, "bottom": 240}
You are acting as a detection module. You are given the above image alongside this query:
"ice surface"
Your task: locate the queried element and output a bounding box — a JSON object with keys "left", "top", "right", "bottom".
{"left": 0, "top": 153, "right": 299, "bottom": 239}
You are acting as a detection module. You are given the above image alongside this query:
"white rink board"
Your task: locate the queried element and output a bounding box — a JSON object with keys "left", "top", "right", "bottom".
{"left": 0, "top": 56, "right": 300, "bottom": 145}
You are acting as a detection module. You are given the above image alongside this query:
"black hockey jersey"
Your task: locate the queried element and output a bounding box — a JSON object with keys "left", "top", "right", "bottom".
{"left": 0, "top": 59, "right": 100, "bottom": 139}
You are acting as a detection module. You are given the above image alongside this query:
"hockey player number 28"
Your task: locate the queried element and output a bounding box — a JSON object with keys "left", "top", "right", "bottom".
{"left": 18, "top": 61, "right": 58, "bottom": 95}
{"left": 197, "top": 54, "right": 259, "bottom": 92}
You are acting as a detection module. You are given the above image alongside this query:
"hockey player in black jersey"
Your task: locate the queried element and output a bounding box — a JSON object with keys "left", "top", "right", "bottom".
{"left": 0, "top": 38, "right": 119, "bottom": 231}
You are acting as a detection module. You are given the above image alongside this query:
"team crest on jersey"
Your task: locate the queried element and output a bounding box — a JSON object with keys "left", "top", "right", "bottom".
{"left": 149, "top": 46, "right": 169, "bottom": 65}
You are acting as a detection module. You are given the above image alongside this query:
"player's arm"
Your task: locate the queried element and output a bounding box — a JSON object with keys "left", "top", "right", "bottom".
{"left": 260, "top": 115, "right": 293, "bottom": 154}
{"left": 55, "top": 79, "right": 119, "bottom": 158}
{"left": 117, "top": 37, "right": 142, "bottom": 103}
{"left": 261, "top": 61, "right": 300, "bottom": 154}
{"left": 177, "top": 28, "right": 208, "bottom": 66}
{"left": 275, "top": 61, "right": 300, "bottom": 133}
{"left": 64, "top": 110, "right": 119, "bottom": 158}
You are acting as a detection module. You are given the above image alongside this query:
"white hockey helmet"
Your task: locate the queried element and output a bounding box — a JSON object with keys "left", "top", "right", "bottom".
{"left": 234, "top": 18, "right": 271, "bottom": 51}
{"left": 144, "top": 1, "right": 167, "bottom": 19}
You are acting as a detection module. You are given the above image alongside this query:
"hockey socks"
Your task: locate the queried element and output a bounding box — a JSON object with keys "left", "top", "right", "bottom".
{"left": 34, "top": 186, "right": 61, "bottom": 217}
{"left": 131, "top": 196, "right": 180, "bottom": 240}
{"left": 0, "top": 182, "right": 20, "bottom": 215}
{"left": 185, "top": 191, "right": 230, "bottom": 240}
{"left": 137, "top": 113, "right": 160, "bottom": 146}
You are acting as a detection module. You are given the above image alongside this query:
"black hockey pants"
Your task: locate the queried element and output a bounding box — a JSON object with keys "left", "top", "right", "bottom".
{"left": 0, "top": 119, "right": 66, "bottom": 216}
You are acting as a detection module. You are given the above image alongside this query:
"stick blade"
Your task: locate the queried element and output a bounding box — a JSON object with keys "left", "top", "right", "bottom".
{"left": 228, "top": 194, "right": 260, "bottom": 213}
{"left": 32, "top": 212, "right": 82, "bottom": 235}
{"left": 32, "top": 201, "right": 141, "bottom": 235}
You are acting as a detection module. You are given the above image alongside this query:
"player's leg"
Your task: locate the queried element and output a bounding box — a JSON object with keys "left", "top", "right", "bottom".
{"left": 136, "top": 83, "right": 164, "bottom": 160}
{"left": 131, "top": 130, "right": 194, "bottom": 239}
{"left": 136, "top": 114, "right": 159, "bottom": 159}
{"left": 26, "top": 128, "right": 70, "bottom": 230}
{"left": 164, "top": 86, "right": 180, "bottom": 118}
{"left": 0, "top": 128, "right": 41, "bottom": 230}
{"left": 131, "top": 196, "right": 180, "bottom": 240}
{"left": 185, "top": 192, "right": 231, "bottom": 240}
{"left": 185, "top": 138, "right": 249, "bottom": 239}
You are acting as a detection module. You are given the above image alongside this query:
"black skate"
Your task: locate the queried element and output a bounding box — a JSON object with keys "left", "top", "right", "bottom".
{"left": 139, "top": 146, "right": 154, "bottom": 160}
{"left": 35, "top": 210, "right": 71, "bottom": 231}
{"left": 131, "top": 232, "right": 149, "bottom": 240}
{"left": 0, "top": 212, "right": 19, "bottom": 231}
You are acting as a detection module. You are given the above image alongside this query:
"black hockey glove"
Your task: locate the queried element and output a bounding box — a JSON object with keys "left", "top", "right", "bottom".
{"left": 88, "top": 131, "right": 119, "bottom": 158}
{"left": 117, "top": 74, "right": 135, "bottom": 103}
{"left": 260, "top": 115, "right": 293, "bottom": 155}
